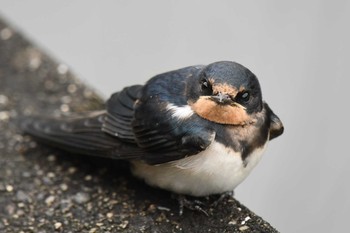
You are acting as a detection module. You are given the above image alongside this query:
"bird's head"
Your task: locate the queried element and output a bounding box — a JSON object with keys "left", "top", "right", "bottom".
{"left": 187, "top": 61, "right": 264, "bottom": 126}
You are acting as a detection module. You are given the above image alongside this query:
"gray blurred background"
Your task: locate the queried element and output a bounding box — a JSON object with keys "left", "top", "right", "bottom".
{"left": 1, "top": 1, "right": 349, "bottom": 232}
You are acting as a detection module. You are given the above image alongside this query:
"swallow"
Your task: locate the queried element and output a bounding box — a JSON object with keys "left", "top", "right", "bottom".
{"left": 22, "top": 61, "right": 283, "bottom": 202}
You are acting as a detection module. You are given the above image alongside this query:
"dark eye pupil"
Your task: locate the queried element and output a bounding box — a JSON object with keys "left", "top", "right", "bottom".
{"left": 242, "top": 92, "right": 249, "bottom": 99}
{"left": 202, "top": 81, "right": 208, "bottom": 88}
{"left": 201, "top": 78, "right": 210, "bottom": 89}
{"left": 201, "top": 79, "right": 212, "bottom": 95}
{"left": 238, "top": 91, "right": 250, "bottom": 102}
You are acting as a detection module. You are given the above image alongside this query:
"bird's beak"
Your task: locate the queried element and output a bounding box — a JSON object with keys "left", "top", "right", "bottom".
{"left": 210, "top": 92, "right": 233, "bottom": 105}
{"left": 210, "top": 92, "right": 246, "bottom": 110}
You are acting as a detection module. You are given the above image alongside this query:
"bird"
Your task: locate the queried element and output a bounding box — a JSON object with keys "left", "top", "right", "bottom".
{"left": 22, "top": 61, "right": 283, "bottom": 212}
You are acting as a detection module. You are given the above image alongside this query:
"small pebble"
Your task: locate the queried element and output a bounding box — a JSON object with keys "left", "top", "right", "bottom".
{"left": 157, "top": 206, "right": 171, "bottom": 212}
{"left": 73, "top": 192, "right": 90, "bottom": 204}
{"left": 47, "top": 172, "right": 55, "bottom": 178}
{"left": 60, "top": 104, "right": 70, "bottom": 112}
{"left": 57, "top": 64, "right": 68, "bottom": 75}
{"left": 54, "top": 222, "right": 62, "bottom": 230}
{"left": 68, "top": 167, "right": 77, "bottom": 174}
{"left": 0, "top": 111, "right": 10, "bottom": 121}
{"left": 47, "top": 154, "right": 56, "bottom": 162}
{"left": 45, "top": 195, "right": 55, "bottom": 206}
{"left": 228, "top": 220, "right": 237, "bottom": 225}
{"left": 106, "top": 212, "right": 113, "bottom": 219}
{"left": 6, "top": 185, "right": 13, "bottom": 192}
{"left": 119, "top": 220, "right": 129, "bottom": 229}
{"left": 0, "top": 95, "right": 9, "bottom": 106}
{"left": 241, "top": 216, "right": 251, "bottom": 225}
{"left": 16, "top": 209, "right": 25, "bottom": 217}
{"left": 60, "top": 183, "right": 68, "bottom": 191}
{"left": 17, "top": 202, "right": 25, "bottom": 208}
{"left": 29, "top": 55, "right": 41, "bottom": 70}
{"left": 67, "top": 84, "right": 77, "bottom": 93}
{"left": 0, "top": 28, "right": 12, "bottom": 40}
{"left": 239, "top": 225, "right": 249, "bottom": 231}
{"left": 86, "top": 202, "right": 93, "bottom": 211}
{"left": 84, "top": 175, "right": 92, "bottom": 181}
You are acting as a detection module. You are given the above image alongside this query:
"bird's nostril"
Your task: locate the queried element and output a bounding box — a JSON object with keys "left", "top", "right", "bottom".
{"left": 218, "top": 93, "right": 224, "bottom": 102}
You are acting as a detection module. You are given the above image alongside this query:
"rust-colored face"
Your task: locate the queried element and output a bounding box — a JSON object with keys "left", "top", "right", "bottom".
{"left": 190, "top": 97, "right": 251, "bottom": 125}
{"left": 187, "top": 61, "right": 263, "bottom": 125}
{"left": 190, "top": 82, "right": 252, "bottom": 125}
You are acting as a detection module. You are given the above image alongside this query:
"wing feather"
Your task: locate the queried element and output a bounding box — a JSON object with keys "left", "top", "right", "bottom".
{"left": 22, "top": 66, "right": 215, "bottom": 164}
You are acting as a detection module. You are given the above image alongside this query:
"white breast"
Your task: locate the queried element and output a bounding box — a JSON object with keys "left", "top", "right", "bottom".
{"left": 131, "top": 141, "right": 268, "bottom": 196}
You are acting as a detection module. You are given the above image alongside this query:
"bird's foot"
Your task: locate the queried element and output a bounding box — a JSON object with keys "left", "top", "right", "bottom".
{"left": 172, "top": 191, "right": 234, "bottom": 216}
{"left": 211, "top": 190, "right": 235, "bottom": 207}
{"left": 172, "top": 194, "right": 209, "bottom": 216}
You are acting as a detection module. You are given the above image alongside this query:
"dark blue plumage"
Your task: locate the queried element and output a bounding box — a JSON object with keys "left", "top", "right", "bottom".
{"left": 21, "top": 61, "right": 283, "bottom": 197}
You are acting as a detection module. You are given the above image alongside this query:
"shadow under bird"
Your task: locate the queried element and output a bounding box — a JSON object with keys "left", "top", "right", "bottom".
{"left": 22, "top": 61, "right": 284, "bottom": 212}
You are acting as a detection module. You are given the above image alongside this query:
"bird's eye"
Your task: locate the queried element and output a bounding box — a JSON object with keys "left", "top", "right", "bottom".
{"left": 236, "top": 91, "right": 250, "bottom": 103}
{"left": 202, "top": 80, "right": 208, "bottom": 88}
{"left": 201, "top": 79, "right": 213, "bottom": 95}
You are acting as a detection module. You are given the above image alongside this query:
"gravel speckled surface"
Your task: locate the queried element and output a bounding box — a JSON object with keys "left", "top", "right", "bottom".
{"left": 0, "top": 17, "right": 278, "bottom": 233}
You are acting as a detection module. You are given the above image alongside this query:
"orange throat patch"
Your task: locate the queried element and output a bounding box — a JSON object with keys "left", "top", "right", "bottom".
{"left": 190, "top": 97, "right": 251, "bottom": 125}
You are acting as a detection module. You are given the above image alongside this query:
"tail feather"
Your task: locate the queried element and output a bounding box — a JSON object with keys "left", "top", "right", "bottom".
{"left": 20, "top": 112, "right": 141, "bottom": 160}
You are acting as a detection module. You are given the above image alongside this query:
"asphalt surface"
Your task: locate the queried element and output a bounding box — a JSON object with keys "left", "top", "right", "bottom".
{"left": 0, "top": 17, "right": 278, "bottom": 233}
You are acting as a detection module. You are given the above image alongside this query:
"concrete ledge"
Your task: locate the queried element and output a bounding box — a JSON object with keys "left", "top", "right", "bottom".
{"left": 0, "top": 17, "right": 278, "bottom": 233}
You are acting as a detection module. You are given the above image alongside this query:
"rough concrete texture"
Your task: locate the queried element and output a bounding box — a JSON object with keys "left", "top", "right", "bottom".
{"left": 0, "top": 17, "right": 278, "bottom": 233}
